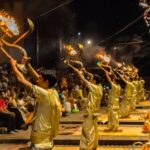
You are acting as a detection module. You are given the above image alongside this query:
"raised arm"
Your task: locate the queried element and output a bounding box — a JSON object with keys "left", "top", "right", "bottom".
{"left": 9, "top": 58, "right": 32, "bottom": 89}
{"left": 100, "top": 66, "right": 112, "bottom": 83}
{"left": 114, "top": 69, "right": 127, "bottom": 83}
{"left": 0, "top": 45, "right": 32, "bottom": 89}
{"left": 69, "top": 60, "right": 93, "bottom": 79}
{"left": 81, "top": 67, "right": 94, "bottom": 80}
{"left": 101, "top": 64, "right": 118, "bottom": 79}
{"left": 20, "top": 55, "right": 40, "bottom": 81}
{"left": 64, "top": 60, "right": 88, "bottom": 84}
{"left": 26, "top": 62, "right": 40, "bottom": 81}
{"left": 69, "top": 59, "right": 84, "bottom": 67}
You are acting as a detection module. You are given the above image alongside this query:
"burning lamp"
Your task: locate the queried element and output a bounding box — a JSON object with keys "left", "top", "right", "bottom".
{"left": 0, "top": 10, "right": 19, "bottom": 38}
{"left": 86, "top": 39, "right": 92, "bottom": 45}
{"left": 64, "top": 44, "right": 77, "bottom": 57}
{"left": 96, "top": 53, "right": 111, "bottom": 66}
{"left": 0, "top": 10, "right": 34, "bottom": 74}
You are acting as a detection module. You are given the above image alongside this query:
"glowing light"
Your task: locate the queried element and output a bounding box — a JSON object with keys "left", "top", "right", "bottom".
{"left": 97, "top": 61, "right": 101, "bottom": 66}
{"left": 64, "top": 44, "right": 74, "bottom": 52}
{"left": 69, "top": 49, "right": 77, "bottom": 56}
{"left": 64, "top": 44, "right": 77, "bottom": 56}
{"left": 96, "top": 52, "right": 111, "bottom": 65}
{"left": 113, "top": 46, "right": 118, "bottom": 50}
{"left": 86, "top": 39, "right": 92, "bottom": 45}
{"left": 103, "top": 55, "right": 110, "bottom": 63}
{"left": 0, "top": 10, "right": 19, "bottom": 37}
{"left": 77, "top": 32, "right": 81, "bottom": 36}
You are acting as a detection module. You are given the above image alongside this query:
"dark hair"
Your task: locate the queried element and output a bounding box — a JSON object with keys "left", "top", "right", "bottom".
{"left": 41, "top": 73, "right": 57, "bottom": 88}
{"left": 18, "top": 93, "right": 24, "bottom": 99}
{"left": 93, "top": 74, "right": 101, "bottom": 84}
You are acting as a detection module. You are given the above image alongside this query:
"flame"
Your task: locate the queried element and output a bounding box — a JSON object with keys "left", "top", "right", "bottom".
{"left": 96, "top": 53, "right": 103, "bottom": 60}
{"left": 64, "top": 44, "right": 77, "bottom": 56}
{"left": 0, "top": 10, "right": 19, "bottom": 38}
{"left": 103, "top": 55, "right": 111, "bottom": 63}
{"left": 64, "top": 44, "right": 74, "bottom": 52}
{"left": 96, "top": 52, "right": 111, "bottom": 65}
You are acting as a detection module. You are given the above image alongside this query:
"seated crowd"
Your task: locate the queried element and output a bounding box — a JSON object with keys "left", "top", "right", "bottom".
{"left": 2, "top": 62, "right": 145, "bottom": 134}
{"left": 0, "top": 63, "right": 93, "bottom": 134}
{"left": 0, "top": 63, "right": 35, "bottom": 133}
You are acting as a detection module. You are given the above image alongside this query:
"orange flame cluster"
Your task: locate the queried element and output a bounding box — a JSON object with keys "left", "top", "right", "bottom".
{"left": 96, "top": 52, "right": 111, "bottom": 65}
{"left": 0, "top": 10, "right": 19, "bottom": 38}
{"left": 63, "top": 44, "right": 77, "bottom": 56}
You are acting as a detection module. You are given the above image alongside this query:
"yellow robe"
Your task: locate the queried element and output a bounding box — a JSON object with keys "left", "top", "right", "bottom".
{"left": 140, "top": 80, "right": 145, "bottom": 101}
{"left": 75, "top": 88, "right": 86, "bottom": 110}
{"left": 80, "top": 81, "right": 103, "bottom": 150}
{"left": 107, "top": 82, "right": 121, "bottom": 131}
{"left": 119, "top": 81, "right": 134, "bottom": 118}
{"left": 131, "top": 81, "right": 138, "bottom": 111}
{"left": 31, "top": 85, "right": 61, "bottom": 149}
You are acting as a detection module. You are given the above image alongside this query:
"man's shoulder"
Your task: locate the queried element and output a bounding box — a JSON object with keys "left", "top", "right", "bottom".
{"left": 47, "top": 88, "right": 57, "bottom": 92}
{"left": 47, "top": 88, "right": 59, "bottom": 96}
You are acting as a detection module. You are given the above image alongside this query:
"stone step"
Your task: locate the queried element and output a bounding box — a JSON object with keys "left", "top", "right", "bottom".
{"left": 0, "top": 124, "right": 149, "bottom": 146}
{"left": 0, "top": 143, "right": 143, "bottom": 150}
{"left": 61, "top": 113, "right": 145, "bottom": 125}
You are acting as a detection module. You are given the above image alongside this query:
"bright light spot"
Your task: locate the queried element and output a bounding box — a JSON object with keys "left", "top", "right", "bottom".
{"left": 86, "top": 40, "right": 92, "bottom": 45}
{"left": 77, "top": 32, "right": 81, "bottom": 36}
{"left": 113, "top": 46, "right": 117, "bottom": 50}
{"left": 103, "top": 56, "right": 110, "bottom": 63}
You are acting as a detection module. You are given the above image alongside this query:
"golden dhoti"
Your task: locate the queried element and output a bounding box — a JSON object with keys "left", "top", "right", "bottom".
{"left": 107, "top": 107, "right": 119, "bottom": 131}
{"left": 80, "top": 114, "right": 98, "bottom": 150}
{"left": 31, "top": 130, "right": 54, "bottom": 149}
{"left": 119, "top": 98, "right": 131, "bottom": 118}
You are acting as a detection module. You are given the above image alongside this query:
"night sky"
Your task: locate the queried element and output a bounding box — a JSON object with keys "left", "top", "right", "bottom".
{"left": 23, "top": 0, "right": 146, "bottom": 40}
{"left": 1, "top": 0, "right": 150, "bottom": 75}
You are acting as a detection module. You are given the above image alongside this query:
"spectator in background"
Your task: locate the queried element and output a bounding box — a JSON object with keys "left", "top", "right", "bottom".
{"left": 0, "top": 91, "right": 16, "bottom": 133}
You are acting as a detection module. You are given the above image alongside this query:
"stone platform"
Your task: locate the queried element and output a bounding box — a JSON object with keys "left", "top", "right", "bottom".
{"left": 56, "top": 124, "right": 149, "bottom": 145}
{"left": 53, "top": 145, "right": 142, "bottom": 150}
{"left": 99, "top": 113, "right": 145, "bottom": 125}
{"left": 136, "top": 100, "right": 150, "bottom": 108}
{"left": 61, "top": 108, "right": 147, "bottom": 125}
{"left": 0, "top": 123, "right": 148, "bottom": 146}
{"left": 0, "top": 144, "right": 142, "bottom": 150}
{"left": 0, "top": 102, "right": 150, "bottom": 149}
